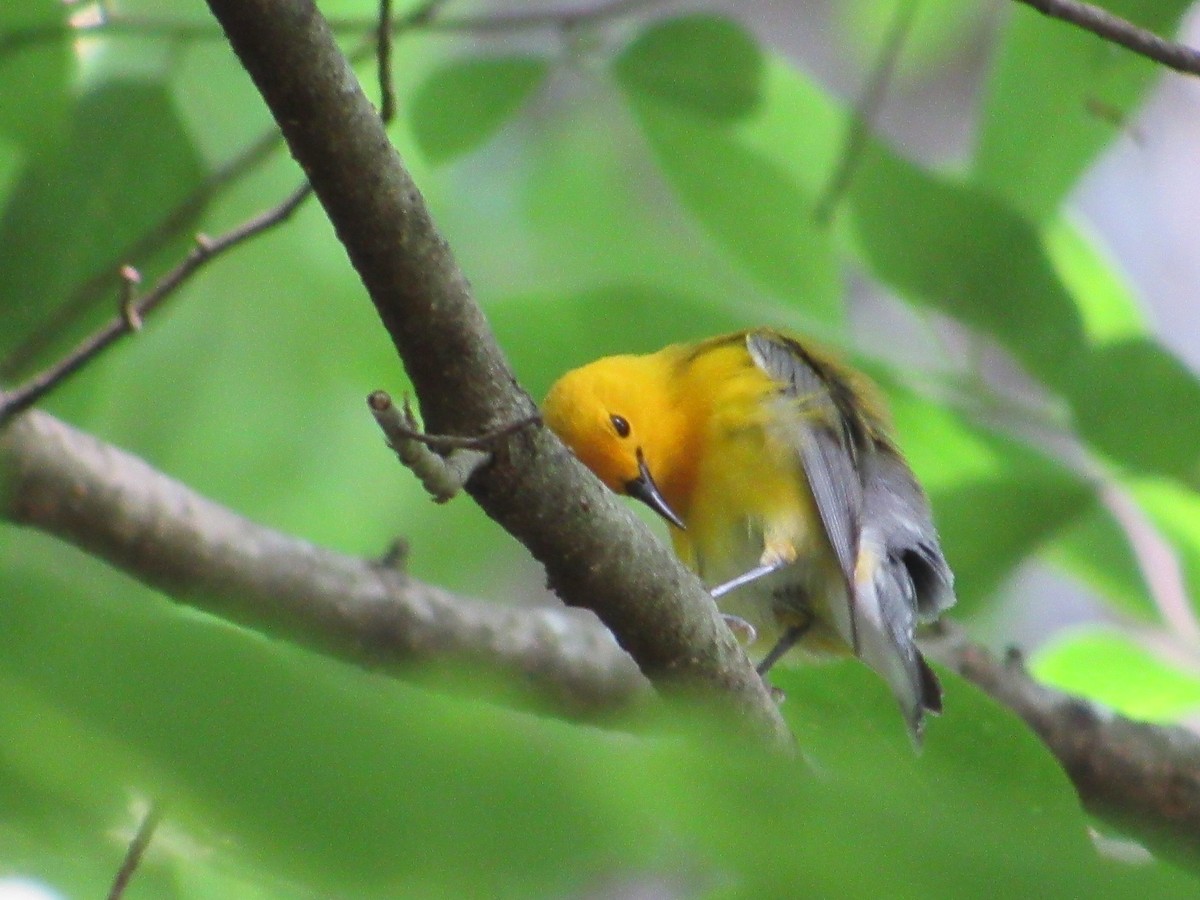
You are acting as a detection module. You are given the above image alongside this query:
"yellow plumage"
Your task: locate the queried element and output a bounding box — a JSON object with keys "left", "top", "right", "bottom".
{"left": 543, "top": 329, "right": 955, "bottom": 740}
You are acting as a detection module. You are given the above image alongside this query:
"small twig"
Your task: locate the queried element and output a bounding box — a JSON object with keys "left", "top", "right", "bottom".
{"left": 375, "top": 537, "right": 410, "bottom": 571}
{"left": 376, "top": 0, "right": 396, "bottom": 123}
{"left": 1012, "top": 0, "right": 1200, "bottom": 77}
{"left": 368, "top": 390, "right": 540, "bottom": 451}
{"left": 813, "top": 0, "right": 919, "bottom": 224}
{"left": 0, "top": 128, "right": 289, "bottom": 379}
{"left": 106, "top": 802, "right": 162, "bottom": 900}
{"left": 0, "top": 183, "right": 312, "bottom": 425}
{"left": 372, "top": 0, "right": 452, "bottom": 122}
{"left": 1, "top": 0, "right": 661, "bottom": 57}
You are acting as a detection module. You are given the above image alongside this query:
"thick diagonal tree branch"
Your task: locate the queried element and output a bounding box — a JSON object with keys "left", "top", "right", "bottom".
{"left": 200, "top": 0, "right": 788, "bottom": 744}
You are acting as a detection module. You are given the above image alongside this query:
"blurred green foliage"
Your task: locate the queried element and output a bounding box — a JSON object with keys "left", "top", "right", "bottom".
{"left": 411, "top": 56, "right": 549, "bottom": 163}
{"left": 2, "top": 0, "right": 1200, "bottom": 895}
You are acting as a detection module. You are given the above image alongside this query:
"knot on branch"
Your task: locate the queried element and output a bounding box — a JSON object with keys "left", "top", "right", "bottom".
{"left": 368, "top": 390, "right": 539, "bottom": 502}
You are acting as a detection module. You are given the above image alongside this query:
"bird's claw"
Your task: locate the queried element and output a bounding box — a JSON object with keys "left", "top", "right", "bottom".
{"left": 721, "top": 613, "right": 757, "bottom": 646}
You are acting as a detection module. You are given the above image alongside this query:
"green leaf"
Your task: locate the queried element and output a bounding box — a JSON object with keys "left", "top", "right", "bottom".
{"left": 1033, "top": 628, "right": 1200, "bottom": 723}
{"left": 848, "top": 145, "right": 1088, "bottom": 387}
{"left": 4, "top": 561, "right": 1198, "bottom": 896}
{"left": 612, "top": 14, "right": 764, "bottom": 121}
{"left": 0, "top": 79, "right": 205, "bottom": 369}
{"left": 1042, "top": 216, "right": 1147, "bottom": 345}
{"left": 850, "top": 150, "right": 1200, "bottom": 487}
{"left": 1064, "top": 338, "right": 1200, "bottom": 485}
{"left": 516, "top": 58, "right": 831, "bottom": 328}
{"left": 729, "top": 55, "right": 845, "bottom": 198}
{"left": 0, "top": 1, "right": 72, "bottom": 150}
{"left": 760, "top": 663, "right": 1196, "bottom": 896}
{"left": 409, "top": 56, "right": 548, "bottom": 164}
{"left": 626, "top": 97, "right": 842, "bottom": 328}
{"left": 932, "top": 477, "right": 1093, "bottom": 612}
{"left": 517, "top": 99, "right": 743, "bottom": 304}
{"left": 974, "top": 1, "right": 1192, "bottom": 220}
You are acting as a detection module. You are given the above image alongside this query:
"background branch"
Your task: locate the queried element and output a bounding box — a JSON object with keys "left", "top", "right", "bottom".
{"left": 106, "top": 803, "right": 162, "bottom": 900}
{"left": 813, "top": 0, "right": 917, "bottom": 224}
{"left": 0, "top": 128, "right": 289, "bottom": 380}
{"left": 0, "top": 0, "right": 663, "bottom": 57}
{"left": 0, "top": 183, "right": 312, "bottom": 425}
{"left": 1013, "top": 0, "right": 1200, "bottom": 76}
{"left": 0, "top": 409, "right": 647, "bottom": 713}
{"left": 201, "top": 0, "right": 789, "bottom": 745}
{"left": 928, "top": 625, "right": 1200, "bottom": 867}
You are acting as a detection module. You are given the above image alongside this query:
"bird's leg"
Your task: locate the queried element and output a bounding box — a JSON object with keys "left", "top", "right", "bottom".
{"left": 710, "top": 540, "right": 797, "bottom": 655}
{"left": 712, "top": 534, "right": 799, "bottom": 599}
{"left": 756, "top": 615, "right": 813, "bottom": 677}
{"left": 710, "top": 555, "right": 792, "bottom": 599}
{"left": 710, "top": 549, "right": 796, "bottom": 600}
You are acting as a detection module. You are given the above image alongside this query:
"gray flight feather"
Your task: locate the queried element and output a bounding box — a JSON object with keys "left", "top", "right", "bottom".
{"left": 746, "top": 331, "right": 863, "bottom": 647}
{"left": 860, "top": 449, "right": 956, "bottom": 623}
{"left": 745, "top": 331, "right": 956, "bottom": 741}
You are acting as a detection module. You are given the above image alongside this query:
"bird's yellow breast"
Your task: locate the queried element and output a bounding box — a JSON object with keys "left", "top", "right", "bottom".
{"left": 650, "top": 337, "right": 843, "bottom": 653}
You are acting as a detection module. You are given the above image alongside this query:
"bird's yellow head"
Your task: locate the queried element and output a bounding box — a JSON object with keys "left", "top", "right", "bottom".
{"left": 542, "top": 355, "right": 686, "bottom": 529}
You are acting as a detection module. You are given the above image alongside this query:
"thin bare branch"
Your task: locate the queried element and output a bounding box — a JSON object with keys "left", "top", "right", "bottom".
{"left": 106, "top": 803, "right": 162, "bottom": 900}
{"left": 0, "top": 0, "right": 661, "bottom": 57}
{"left": 814, "top": 0, "right": 918, "bottom": 224}
{"left": 377, "top": 0, "right": 397, "bottom": 122}
{"left": 0, "top": 184, "right": 312, "bottom": 426}
{"left": 369, "top": 391, "right": 540, "bottom": 503}
{"left": 1013, "top": 0, "right": 1200, "bottom": 77}
{"left": 0, "top": 128, "right": 288, "bottom": 380}
{"left": 369, "top": 390, "right": 541, "bottom": 451}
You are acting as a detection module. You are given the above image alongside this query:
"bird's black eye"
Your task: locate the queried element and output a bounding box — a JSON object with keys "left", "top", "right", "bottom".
{"left": 610, "top": 414, "right": 631, "bottom": 438}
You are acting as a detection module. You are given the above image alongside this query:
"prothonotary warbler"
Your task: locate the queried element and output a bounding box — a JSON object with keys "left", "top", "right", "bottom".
{"left": 543, "top": 329, "right": 956, "bottom": 741}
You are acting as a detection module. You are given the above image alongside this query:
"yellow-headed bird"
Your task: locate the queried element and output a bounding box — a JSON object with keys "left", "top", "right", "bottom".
{"left": 543, "top": 329, "right": 955, "bottom": 740}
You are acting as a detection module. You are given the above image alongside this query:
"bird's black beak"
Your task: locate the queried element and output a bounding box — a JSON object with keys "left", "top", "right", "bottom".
{"left": 626, "top": 449, "right": 685, "bottom": 530}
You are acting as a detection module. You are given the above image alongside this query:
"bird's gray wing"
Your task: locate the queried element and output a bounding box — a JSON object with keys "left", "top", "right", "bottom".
{"left": 745, "top": 331, "right": 864, "bottom": 645}
{"left": 860, "top": 448, "right": 956, "bottom": 622}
